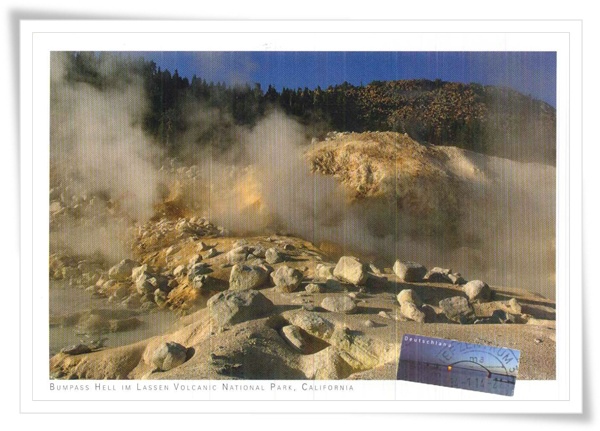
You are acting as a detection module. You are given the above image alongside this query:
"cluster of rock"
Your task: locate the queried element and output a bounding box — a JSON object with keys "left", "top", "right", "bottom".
{"left": 51, "top": 308, "right": 143, "bottom": 337}
{"left": 390, "top": 259, "right": 527, "bottom": 324}
{"left": 217, "top": 250, "right": 526, "bottom": 327}
{"left": 74, "top": 258, "right": 180, "bottom": 312}
{"left": 51, "top": 207, "right": 536, "bottom": 375}
{"left": 49, "top": 251, "right": 107, "bottom": 287}
{"left": 49, "top": 178, "right": 122, "bottom": 232}
{"left": 135, "top": 216, "right": 227, "bottom": 251}
{"left": 392, "top": 260, "right": 465, "bottom": 285}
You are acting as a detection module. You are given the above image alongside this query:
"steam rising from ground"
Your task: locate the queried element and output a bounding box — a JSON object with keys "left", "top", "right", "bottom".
{"left": 49, "top": 53, "right": 555, "bottom": 298}
{"left": 50, "top": 53, "right": 163, "bottom": 260}
{"left": 189, "top": 113, "right": 555, "bottom": 298}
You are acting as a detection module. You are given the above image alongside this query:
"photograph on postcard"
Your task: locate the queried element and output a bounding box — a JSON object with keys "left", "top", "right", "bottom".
{"left": 47, "top": 50, "right": 556, "bottom": 383}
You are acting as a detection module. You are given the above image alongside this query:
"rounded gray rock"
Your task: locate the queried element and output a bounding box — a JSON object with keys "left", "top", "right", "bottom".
{"left": 305, "top": 283, "right": 324, "bottom": 294}
{"left": 251, "top": 245, "right": 266, "bottom": 258}
{"left": 424, "top": 267, "right": 452, "bottom": 283}
{"left": 393, "top": 260, "right": 427, "bottom": 282}
{"left": 463, "top": 280, "right": 491, "bottom": 302}
{"left": 226, "top": 246, "right": 249, "bottom": 265}
{"left": 229, "top": 264, "right": 269, "bottom": 290}
{"left": 265, "top": 247, "right": 283, "bottom": 264}
{"left": 400, "top": 301, "right": 426, "bottom": 323}
{"left": 397, "top": 289, "right": 423, "bottom": 307}
{"left": 439, "top": 296, "right": 474, "bottom": 322}
{"left": 321, "top": 296, "right": 358, "bottom": 314}
{"left": 315, "top": 263, "right": 335, "bottom": 280}
{"left": 333, "top": 256, "right": 367, "bottom": 285}
{"left": 207, "top": 289, "right": 275, "bottom": 328}
{"left": 187, "top": 262, "right": 212, "bottom": 280}
{"left": 108, "top": 259, "right": 139, "bottom": 281}
{"left": 136, "top": 273, "right": 169, "bottom": 295}
{"left": 151, "top": 341, "right": 188, "bottom": 371}
{"left": 271, "top": 265, "right": 303, "bottom": 293}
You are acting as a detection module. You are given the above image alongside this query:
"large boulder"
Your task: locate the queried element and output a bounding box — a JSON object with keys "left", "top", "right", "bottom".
{"left": 187, "top": 262, "right": 213, "bottom": 280}
{"left": 333, "top": 256, "right": 367, "bottom": 285}
{"left": 423, "top": 267, "right": 452, "bottom": 283}
{"left": 400, "top": 302, "right": 426, "bottom": 323}
{"left": 131, "top": 264, "right": 148, "bottom": 282}
{"left": 226, "top": 246, "right": 249, "bottom": 265}
{"left": 393, "top": 260, "right": 427, "bottom": 282}
{"left": 191, "top": 275, "right": 219, "bottom": 292}
{"left": 305, "top": 283, "right": 324, "bottom": 294}
{"left": 288, "top": 311, "right": 335, "bottom": 339}
{"left": 151, "top": 341, "right": 188, "bottom": 371}
{"left": 265, "top": 247, "right": 283, "bottom": 264}
{"left": 463, "top": 280, "right": 492, "bottom": 302}
{"left": 251, "top": 245, "right": 266, "bottom": 258}
{"left": 438, "top": 296, "right": 474, "bottom": 322}
{"left": 229, "top": 264, "right": 269, "bottom": 290}
{"left": 320, "top": 296, "right": 358, "bottom": 314}
{"left": 173, "top": 265, "right": 186, "bottom": 277}
{"left": 315, "top": 263, "right": 335, "bottom": 280}
{"left": 108, "top": 259, "right": 139, "bottom": 281}
{"left": 448, "top": 273, "right": 466, "bottom": 285}
{"left": 281, "top": 325, "right": 309, "bottom": 353}
{"left": 307, "top": 347, "right": 354, "bottom": 380}
{"left": 396, "top": 289, "right": 423, "bottom": 307}
{"left": 207, "top": 290, "right": 274, "bottom": 328}
{"left": 135, "top": 273, "right": 169, "bottom": 295}
{"left": 271, "top": 265, "right": 303, "bottom": 293}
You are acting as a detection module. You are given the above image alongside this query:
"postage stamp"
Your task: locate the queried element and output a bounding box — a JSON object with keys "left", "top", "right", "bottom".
{"left": 397, "top": 334, "right": 520, "bottom": 396}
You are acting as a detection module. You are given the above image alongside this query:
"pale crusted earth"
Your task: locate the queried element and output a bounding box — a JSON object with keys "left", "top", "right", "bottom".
{"left": 49, "top": 132, "right": 555, "bottom": 381}
{"left": 50, "top": 228, "right": 555, "bottom": 380}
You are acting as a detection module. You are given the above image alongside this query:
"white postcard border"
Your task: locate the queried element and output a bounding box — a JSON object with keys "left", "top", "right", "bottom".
{"left": 20, "top": 19, "right": 582, "bottom": 413}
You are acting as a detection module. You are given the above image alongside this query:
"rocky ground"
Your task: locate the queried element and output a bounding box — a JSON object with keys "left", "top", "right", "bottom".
{"left": 49, "top": 215, "right": 555, "bottom": 380}
{"left": 49, "top": 131, "right": 555, "bottom": 381}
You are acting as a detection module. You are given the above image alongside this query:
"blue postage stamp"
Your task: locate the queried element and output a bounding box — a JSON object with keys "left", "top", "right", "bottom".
{"left": 397, "top": 334, "right": 520, "bottom": 396}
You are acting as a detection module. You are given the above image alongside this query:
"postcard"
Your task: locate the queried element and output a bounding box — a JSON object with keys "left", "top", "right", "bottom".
{"left": 19, "top": 19, "right": 582, "bottom": 414}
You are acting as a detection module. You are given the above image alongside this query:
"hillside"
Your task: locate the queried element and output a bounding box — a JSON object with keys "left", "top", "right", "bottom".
{"left": 302, "top": 80, "right": 556, "bottom": 164}
{"left": 49, "top": 130, "right": 556, "bottom": 381}
{"left": 57, "top": 53, "right": 556, "bottom": 164}
{"left": 305, "top": 131, "right": 556, "bottom": 299}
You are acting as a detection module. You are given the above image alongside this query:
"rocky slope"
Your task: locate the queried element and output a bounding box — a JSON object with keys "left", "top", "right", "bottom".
{"left": 304, "top": 79, "right": 556, "bottom": 164}
{"left": 305, "top": 131, "right": 555, "bottom": 298}
{"left": 49, "top": 131, "right": 556, "bottom": 381}
{"left": 49, "top": 216, "right": 555, "bottom": 381}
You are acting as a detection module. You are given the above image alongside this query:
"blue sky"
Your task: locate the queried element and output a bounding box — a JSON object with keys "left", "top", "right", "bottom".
{"left": 128, "top": 51, "right": 556, "bottom": 107}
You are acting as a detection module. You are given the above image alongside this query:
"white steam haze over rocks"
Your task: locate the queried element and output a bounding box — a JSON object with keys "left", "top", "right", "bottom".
{"left": 49, "top": 52, "right": 555, "bottom": 299}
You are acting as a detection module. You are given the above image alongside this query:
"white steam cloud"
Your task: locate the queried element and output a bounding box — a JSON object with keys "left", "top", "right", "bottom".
{"left": 50, "top": 52, "right": 164, "bottom": 261}
{"left": 49, "top": 53, "right": 555, "bottom": 298}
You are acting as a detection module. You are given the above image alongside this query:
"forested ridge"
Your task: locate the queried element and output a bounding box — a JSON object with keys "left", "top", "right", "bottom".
{"left": 61, "top": 52, "right": 556, "bottom": 163}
